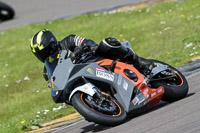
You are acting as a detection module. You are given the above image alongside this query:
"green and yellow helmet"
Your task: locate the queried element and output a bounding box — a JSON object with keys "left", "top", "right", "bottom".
{"left": 30, "top": 29, "right": 58, "bottom": 62}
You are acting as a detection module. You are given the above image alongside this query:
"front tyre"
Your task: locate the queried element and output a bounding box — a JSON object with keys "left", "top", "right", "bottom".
{"left": 71, "top": 92, "right": 127, "bottom": 126}
{"left": 150, "top": 60, "right": 189, "bottom": 102}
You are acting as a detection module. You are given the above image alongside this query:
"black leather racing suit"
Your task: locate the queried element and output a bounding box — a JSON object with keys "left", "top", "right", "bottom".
{"left": 59, "top": 35, "right": 99, "bottom": 58}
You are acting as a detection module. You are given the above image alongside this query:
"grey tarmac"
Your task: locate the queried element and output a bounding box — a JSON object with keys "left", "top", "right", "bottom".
{"left": 0, "top": 0, "right": 153, "bottom": 31}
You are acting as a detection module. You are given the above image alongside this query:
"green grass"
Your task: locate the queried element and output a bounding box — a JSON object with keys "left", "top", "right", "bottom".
{"left": 0, "top": 0, "right": 200, "bottom": 132}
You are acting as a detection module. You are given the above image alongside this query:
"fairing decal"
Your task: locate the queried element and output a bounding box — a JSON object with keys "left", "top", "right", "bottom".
{"left": 69, "top": 83, "right": 96, "bottom": 102}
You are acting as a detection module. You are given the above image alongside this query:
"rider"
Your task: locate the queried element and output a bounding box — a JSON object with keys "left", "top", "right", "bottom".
{"left": 30, "top": 29, "right": 154, "bottom": 81}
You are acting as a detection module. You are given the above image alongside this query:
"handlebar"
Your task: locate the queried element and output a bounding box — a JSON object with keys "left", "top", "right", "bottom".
{"left": 72, "top": 51, "right": 96, "bottom": 64}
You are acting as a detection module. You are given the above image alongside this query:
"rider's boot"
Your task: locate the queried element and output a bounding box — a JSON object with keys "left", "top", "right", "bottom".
{"left": 123, "top": 48, "right": 154, "bottom": 71}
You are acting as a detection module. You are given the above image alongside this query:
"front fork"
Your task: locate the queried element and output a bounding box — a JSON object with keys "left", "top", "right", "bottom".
{"left": 69, "top": 77, "right": 102, "bottom": 103}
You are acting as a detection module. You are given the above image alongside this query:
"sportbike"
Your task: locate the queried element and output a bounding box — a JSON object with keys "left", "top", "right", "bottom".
{"left": 45, "top": 41, "right": 189, "bottom": 126}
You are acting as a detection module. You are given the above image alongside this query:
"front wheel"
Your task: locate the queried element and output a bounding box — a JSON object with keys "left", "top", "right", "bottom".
{"left": 150, "top": 60, "right": 189, "bottom": 102}
{"left": 71, "top": 92, "right": 127, "bottom": 126}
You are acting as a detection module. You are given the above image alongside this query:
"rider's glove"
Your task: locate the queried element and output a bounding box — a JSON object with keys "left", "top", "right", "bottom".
{"left": 136, "top": 57, "right": 155, "bottom": 71}
{"left": 73, "top": 45, "right": 90, "bottom": 60}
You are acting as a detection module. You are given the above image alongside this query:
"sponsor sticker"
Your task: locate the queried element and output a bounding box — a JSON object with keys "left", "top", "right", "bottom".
{"left": 117, "top": 72, "right": 122, "bottom": 85}
{"left": 133, "top": 93, "right": 147, "bottom": 105}
{"left": 138, "top": 98, "right": 146, "bottom": 105}
{"left": 96, "top": 67, "right": 105, "bottom": 71}
{"left": 133, "top": 97, "right": 139, "bottom": 105}
{"left": 158, "top": 88, "right": 163, "bottom": 93}
{"left": 87, "top": 68, "right": 94, "bottom": 74}
{"left": 151, "top": 92, "right": 156, "bottom": 97}
{"left": 96, "top": 67, "right": 114, "bottom": 81}
{"left": 142, "top": 88, "right": 149, "bottom": 98}
{"left": 144, "top": 88, "right": 149, "bottom": 94}
{"left": 123, "top": 80, "right": 128, "bottom": 91}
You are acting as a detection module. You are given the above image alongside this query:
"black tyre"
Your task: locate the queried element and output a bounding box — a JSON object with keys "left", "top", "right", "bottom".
{"left": 0, "top": 2, "right": 15, "bottom": 21}
{"left": 150, "top": 60, "right": 189, "bottom": 102}
{"left": 71, "top": 92, "right": 127, "bottom": 126}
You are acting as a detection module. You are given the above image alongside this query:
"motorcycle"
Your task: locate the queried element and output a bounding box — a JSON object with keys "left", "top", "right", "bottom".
{"left": 44, "top": 41, "right": 189, "bottom": 126}
{"left": 0, "top": 1, "right": 15, "bottom": 21}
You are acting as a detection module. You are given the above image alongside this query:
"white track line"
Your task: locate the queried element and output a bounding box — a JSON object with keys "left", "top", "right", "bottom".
{"left": 50, "top": 119, "right": 85, "bottom": 133}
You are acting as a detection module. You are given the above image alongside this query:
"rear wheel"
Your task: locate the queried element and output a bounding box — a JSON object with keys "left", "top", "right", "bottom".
{"left": 150, "top": 60, "right": 189, "bottom": 102}
{"left": 71, "top": 92, "right": 127, "bottom": 126}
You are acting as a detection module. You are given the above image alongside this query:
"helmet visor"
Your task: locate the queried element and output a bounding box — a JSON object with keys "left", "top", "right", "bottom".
{"left": 34, "top": 43, "right": 58, "bottom": 62}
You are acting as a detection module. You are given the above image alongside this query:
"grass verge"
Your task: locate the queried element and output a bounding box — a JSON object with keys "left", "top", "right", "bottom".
{"left": 0, "top": 0, "right": 199, "bottom": 132}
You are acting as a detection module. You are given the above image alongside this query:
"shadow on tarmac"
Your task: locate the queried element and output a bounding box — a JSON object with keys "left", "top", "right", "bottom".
{"left": 79, "top": 93, "right": 195, "bottom": 133}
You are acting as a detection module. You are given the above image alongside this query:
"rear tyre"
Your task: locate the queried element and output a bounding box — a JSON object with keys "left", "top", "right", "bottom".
{"left": 150, "top": 60, "right": 189, "bottom": 102}
{"left": 71, "top": 92, "right": 127, "bottom": 126}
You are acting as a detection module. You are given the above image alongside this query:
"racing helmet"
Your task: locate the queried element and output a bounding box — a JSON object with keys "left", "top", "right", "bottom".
{"left": 30, "top": 29, "right": 58, "bottom": 62}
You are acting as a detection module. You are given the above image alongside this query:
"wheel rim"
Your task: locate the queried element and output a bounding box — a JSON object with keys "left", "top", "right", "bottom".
{"left": 161, "top": 70, "right": 183, "bottom": 87}
{"left": 80, "top": 93, "right": 122, "bottom": 117}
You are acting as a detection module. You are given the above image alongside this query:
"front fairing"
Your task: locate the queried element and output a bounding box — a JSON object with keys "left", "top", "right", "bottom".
{"left": 44, "top": 50, "right": 166, "bottom": 112}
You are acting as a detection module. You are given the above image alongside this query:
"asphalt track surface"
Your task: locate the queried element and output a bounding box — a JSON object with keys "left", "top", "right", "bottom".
{"left": 44, "top": 71, "right": 200, "bottom": 133}
{"left": 0, "top": 0, "right": 152, "bottom": 31}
